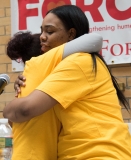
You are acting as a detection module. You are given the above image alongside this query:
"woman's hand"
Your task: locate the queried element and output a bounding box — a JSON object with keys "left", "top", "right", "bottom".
{"left": 14, "top": 74, "right": 26, "bottom": 97}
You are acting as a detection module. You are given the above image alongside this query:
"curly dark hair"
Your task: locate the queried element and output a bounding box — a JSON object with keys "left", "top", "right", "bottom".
{"left": 7, "top": 31, "right": 42, "bottom": 63}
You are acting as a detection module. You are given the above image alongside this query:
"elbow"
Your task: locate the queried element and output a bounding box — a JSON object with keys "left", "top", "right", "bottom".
{"left": 90, "top": 33, "right": 103, "bottom": 52}
{"left": 12, "top": 105, "right": 31, "bottom": 123}
{"left": 95, "top": 34, "right": 103, "bottom": 52}
{"left": 3, "top": 108, "right": 14, "bottom": 122}
{"left": 3, "top": 106, "right": 15, "bottom": 122}
{"left": 3, "top": 101, "right": 31, "bottom": 123}
{"left": 3, "top": 109, "right": 8, "bottom": 119}
{"left": 3, "top": 105, "right": 11, "bottom": 119}
{"left": 18, "top": 104, "right": 33, "bottom": 122}
{"left": 20, "top": 106, "right": 30, "bottom": 118}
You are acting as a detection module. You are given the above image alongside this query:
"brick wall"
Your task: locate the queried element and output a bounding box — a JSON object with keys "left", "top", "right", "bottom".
{"left": 110, "top": 64, "right": 131, "bottom": 122}
{"left": 0, "top": 0, "right": 18, "bottom": 117}
{"left": 0, "top": 0, "right": 131, "bottom": 121}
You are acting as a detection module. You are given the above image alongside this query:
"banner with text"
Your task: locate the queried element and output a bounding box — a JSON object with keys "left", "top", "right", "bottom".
{"left": 10, "top": 0, "right": 131, "bottom": 71}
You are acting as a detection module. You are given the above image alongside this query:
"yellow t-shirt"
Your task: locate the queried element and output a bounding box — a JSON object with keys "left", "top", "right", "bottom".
{"left": 12, "top": 45, "right": 65, "bottom": 160}
{"left": 37, "top": 53, "right": 131, "bottom": 160}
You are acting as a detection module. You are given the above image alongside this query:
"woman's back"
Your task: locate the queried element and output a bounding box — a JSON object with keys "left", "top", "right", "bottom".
{"left": 48, "top": 53, "right": 131, "bottom": 159}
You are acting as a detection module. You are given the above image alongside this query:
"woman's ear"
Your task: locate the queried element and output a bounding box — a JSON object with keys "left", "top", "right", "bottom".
{"left": 68, "top": 28, "right": 76, "bottom": 41}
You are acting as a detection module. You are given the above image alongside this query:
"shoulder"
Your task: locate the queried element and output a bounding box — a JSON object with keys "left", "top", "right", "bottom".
{"left": 60, "top": 52, "right": 92, "bottom": 67}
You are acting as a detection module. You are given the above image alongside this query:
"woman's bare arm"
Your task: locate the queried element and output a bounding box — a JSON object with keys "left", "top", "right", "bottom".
{"left": 3, "top": 90, "right": 57, "bottom": 123}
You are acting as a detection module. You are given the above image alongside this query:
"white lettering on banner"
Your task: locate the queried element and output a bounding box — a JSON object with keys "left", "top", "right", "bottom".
{"left": 10, "top": 0, "right": 131, "bottom": 71}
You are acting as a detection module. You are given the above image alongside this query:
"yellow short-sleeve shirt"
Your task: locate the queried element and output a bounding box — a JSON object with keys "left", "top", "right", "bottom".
{"left": 12, "top": 45, "right": 65, "bottom": 160}
{"left": 37, "top": 53, "right": 131, "bottom": 159}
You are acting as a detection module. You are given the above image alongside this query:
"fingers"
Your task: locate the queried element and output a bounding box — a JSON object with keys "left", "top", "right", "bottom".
{"left": 14, "top": 74, "right": 26, "bottom": 97}
{"left": 18, "top": 74, "right": 26, "bottom": 81}
{"left": 15, "top": 84, "right": 21, "bottom": 97}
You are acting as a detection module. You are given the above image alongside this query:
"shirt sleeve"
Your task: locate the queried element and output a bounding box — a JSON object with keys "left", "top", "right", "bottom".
{"left": 36, "top": 54, "right": 93, "bottom": 109}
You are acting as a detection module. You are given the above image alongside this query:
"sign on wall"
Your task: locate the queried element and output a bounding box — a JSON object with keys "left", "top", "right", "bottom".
{"left": 10, "top": 0, "right": 131, "bottom": 71}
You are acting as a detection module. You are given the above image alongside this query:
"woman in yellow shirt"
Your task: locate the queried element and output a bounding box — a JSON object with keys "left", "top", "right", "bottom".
{"left": 4, "top": 5, "right": 131, "bottom": 160}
